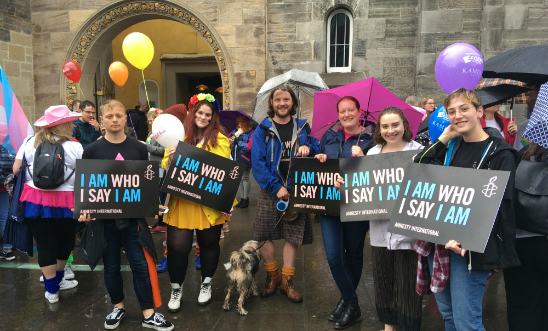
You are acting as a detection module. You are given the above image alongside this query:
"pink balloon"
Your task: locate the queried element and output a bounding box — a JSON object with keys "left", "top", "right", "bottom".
{"left": 435, "top": 43, "right": 484, "bottom": 94}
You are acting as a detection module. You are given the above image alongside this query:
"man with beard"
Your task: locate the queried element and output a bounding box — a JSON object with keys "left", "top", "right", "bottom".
{"left": 251, "top": 85, "right": 320, "bottom": 303}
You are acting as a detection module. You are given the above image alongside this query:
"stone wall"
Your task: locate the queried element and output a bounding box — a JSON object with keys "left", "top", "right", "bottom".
{"left": 0, "top": 0, "right": 35, "bottom": 123}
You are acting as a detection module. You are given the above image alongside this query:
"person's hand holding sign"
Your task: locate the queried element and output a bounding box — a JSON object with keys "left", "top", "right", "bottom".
{"left": 277, "top": 186, "right": 290, "bottom": 200}
{"left": 296, "top": 145, "right": 310, "bottom": 157}
{"left": 351, "top": 145, "right": 364, "bottom": 157}
{"left": 71, "top": 209, "right": 96, "bottom": 222}
{"left": 314, "top": 153, "right": 327, "bottom": 163}
{"left": 334, "top": 175, "right": 345, "bottom": 190}
{"left": 445, "top": 240, "right": 467, "bottom": 257}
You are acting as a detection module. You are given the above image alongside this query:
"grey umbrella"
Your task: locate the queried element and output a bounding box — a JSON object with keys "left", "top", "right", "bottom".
{"left": 252, "top": 69, "right": 329, "bottom": 124}
{"left": 483, "top": 45, "right": 548, "bottom": 85}
{"left": 476, "top": 84, "right": 532, "bottom": 109}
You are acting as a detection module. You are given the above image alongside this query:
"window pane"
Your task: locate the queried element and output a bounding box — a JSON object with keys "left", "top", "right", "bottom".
{"left": 344, "top": 15, "right": 350, "bottom": 44}
{"left": 330, "top": 45, "right": 336, "bottom": 67}
{"left": 344, "top": 45, "right": 349, "bottom": 67}
{"left": 336, "top": 13, "right": 346, "bottom": 44}
{"left": 335, "top": 45, "right": 345, "bottom": 67}
{"left": 330, "top": 16, "right": 336, "bottom": 44}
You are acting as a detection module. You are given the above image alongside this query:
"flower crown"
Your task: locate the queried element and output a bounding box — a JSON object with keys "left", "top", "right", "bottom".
{"left": 150, "top": 108, "right": 162, "bottom": 115}
{"left": 188, "top": 93, "right": 220, "bottom": 112}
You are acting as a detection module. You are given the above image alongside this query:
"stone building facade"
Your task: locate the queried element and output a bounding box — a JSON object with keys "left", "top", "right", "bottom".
{"left": 0, "top": 0, "right": 547, "bottom": 124}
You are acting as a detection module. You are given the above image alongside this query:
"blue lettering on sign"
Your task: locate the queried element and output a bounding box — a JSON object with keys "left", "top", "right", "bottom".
{"left": 435, "top": 204, "right": 443, "bottom": 221}
{"left": 404, "top": 180, "right": 411, "bottom": 196}
{"left": 421, "top": 183, "right": 436, "bottom": 200}
{"left": 116, "top": 189, "right": 118, "bottom": 202}
{"left": 320, "top": 186, "right": 323, "bottom": 199}
{"left": 175, "top": 155, "right": 182, "bottom": 166}
{"left": 204, "top": 180, "right": 222, "bottom": 195}
{"left": 352, "top": 173, "right": 359, "bottom": 187}
{"left": 97, "top": 174, "right": 107, "bottom": 187}
{"left": 387, "top": 185, "right": 400, "bottom": 200}
{"left": 89, "top": 174, "right": 96, "bottom": 187}
{"left": 411, "top": 181, "right": 423, "bottom": 198}
{"left": 295, "top": 171, "right": 298, "bottom": 184}
{"left": 199, "top": 177, "right": 204, "bottom": 189}
{"left": 81, "top": 174, "right": 85, "bottom": 187}
{"left": 123, "top": 189, "right": 141, "bottom": 202}
{"left": 182, "top": 157, "right": 200, "bottom": 173}
{"left": 379, "top": 186, "right": 382, "bottom": 201}
{"left": 443, "top": 206, "right": 455, "bottom": 223}
{"left": 454, "top": 207, "right": 471, "bottom": 226}
{"left": 360, "top": 171, "right": 369, "bottom": 186}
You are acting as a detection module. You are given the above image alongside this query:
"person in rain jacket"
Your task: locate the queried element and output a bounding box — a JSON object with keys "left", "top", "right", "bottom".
{"left": 251, "top": 85, "right": 320, "bottom": 304}
{"left": 413, "top": 88, "right": 519, "bottom": 331}
{"left": 229, "top": 114, "right": 254, "bottom": 209}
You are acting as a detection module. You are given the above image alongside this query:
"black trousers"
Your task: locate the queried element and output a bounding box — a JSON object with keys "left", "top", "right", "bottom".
{"left": 25, "top": 217, "right": 75, "bottom": 267}
{"left": 504, "top": 236, "right": 548, "bottom": 331}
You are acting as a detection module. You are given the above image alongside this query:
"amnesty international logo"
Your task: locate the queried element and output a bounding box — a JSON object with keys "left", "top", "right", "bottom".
{"left": 482, "top": 176, "right": 498, "bottom": 198}
{"left": 144, "top": 165, "right": 155, "bottom": 180}
{"left": 230, "top": 166, "right": 240, "bottom": 180}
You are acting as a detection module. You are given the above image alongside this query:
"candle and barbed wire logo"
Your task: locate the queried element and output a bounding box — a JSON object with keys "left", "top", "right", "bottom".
{"left": 230, "top": 166, "right": 240, "bottom": 180}
{"left": 482, "top": 176, "right": 498, "bottom": 198}
{"left": 144, "top": 164, "right": 155, "bottom": 180}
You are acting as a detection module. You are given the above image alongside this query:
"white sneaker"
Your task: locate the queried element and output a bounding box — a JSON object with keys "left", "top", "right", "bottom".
{"left": 197, "top": 282, "right": 212, "bottom": 305}
{"left": 167, "top": 286, "right": 183, "bottom": 312}
{"left": 39, "top": 275, "right": 44, "bottom": 282}
{"left": 45, "top": 291, "right": 59, "bottom": 303}
{"left": 59, "top": 278, "right": 78, "bottom": 290}
{"left": 64, "top": 265, "right": 75, "bottom": 279}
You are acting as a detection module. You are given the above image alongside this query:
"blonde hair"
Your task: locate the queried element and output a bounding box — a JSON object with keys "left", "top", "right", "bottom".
{"left": 34, "top": 122, "right": 73, "bottom": 147}
{"left": 100, "top": 99, "right": 125, "bottom": 114}
{"left": 443, "top": 88, "right": 482, "bottom": 110}
{"left": 419, "top": 96, "right": 434, "bottom": 109}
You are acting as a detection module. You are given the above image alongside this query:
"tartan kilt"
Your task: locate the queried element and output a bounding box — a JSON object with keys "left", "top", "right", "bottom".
{"left": 252, "top": 189, "right": 313, "bottom": 246}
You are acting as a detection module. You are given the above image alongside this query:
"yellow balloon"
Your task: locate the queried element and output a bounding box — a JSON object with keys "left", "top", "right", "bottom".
{"left": 122, "top": 32, "right": 154, "bottom": 70}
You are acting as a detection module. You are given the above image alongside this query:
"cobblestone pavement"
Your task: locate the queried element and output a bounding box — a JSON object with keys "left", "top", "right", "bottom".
{"left": 0, "top": 202, "right": 509, "bottom": 331}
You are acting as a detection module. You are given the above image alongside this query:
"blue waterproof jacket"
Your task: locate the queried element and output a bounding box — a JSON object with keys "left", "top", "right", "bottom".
{"left": 251, "top": 117, "right": 320, "bottom": 195}
{"left": 229, "top": 128, "right": 254, "bottom": 169}
{"left": 73, "top": 119, "right": 101, "bottom": 149}
{"left": 320, "top": 122, "right": 375, "bottom": 159}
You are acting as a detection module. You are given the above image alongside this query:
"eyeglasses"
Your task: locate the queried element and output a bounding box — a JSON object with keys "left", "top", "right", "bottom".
{"left": 83, "top": 111, "right": 94, "bottom": 115}
{"left": 446, "top": 106, "right": 472, "bottom": 117}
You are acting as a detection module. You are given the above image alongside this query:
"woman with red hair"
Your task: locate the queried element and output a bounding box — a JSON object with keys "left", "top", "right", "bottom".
{"left": 161, "top": 94, "right": 233, "bottom": 312}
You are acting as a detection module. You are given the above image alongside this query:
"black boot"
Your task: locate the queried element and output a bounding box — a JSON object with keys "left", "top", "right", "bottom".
{"left": 328, "top": 298, "right": 346, "bottom": 321}
{"left": 235, "top": 199, "right": 243, "bottom": 208}
{"left": 333, "top": 300, "right": 361, "bottom": 329}
{"left": 239, "top": 198, "right": 249, "bottom": 208}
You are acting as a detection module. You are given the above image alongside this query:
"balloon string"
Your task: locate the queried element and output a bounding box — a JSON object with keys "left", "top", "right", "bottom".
{"left": 141, "top": 70, "right": 151, "bottom": 109}
{"left": 123, "top": 86, "right": 137, "bottom": 137}
{"left": 77, "top": 82, "right": 86, "bottom": 100}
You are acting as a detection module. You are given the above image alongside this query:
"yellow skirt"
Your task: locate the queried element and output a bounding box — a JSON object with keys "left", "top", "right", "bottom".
{"left": 164, "top": 196, "right": 229, "bottom": 230}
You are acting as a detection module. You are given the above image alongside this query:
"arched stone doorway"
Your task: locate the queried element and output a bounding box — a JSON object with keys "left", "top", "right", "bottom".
{"left": 61, "top": 0, "right": 234, "bottom": 109}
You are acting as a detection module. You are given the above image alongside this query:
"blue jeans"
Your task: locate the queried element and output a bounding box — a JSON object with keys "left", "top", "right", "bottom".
{"left": 103, "top": 220, "right": 153, "bottom": 310}
{"left": 321, "top": 215, "right": 369, "bottom": 301}
{"left": 0, "top": 192, "right": 12, "bottom": 250}
{"left": 427, "top": 249, "right": 489, "bottom": 331}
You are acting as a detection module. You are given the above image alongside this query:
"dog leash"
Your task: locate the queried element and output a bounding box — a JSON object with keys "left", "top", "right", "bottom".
{"left": 257, "top": 213, "right": 285, "bottom": 250}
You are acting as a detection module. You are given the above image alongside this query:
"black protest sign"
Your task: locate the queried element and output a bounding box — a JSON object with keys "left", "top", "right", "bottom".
{"left": 387, "top": 163, "right": 510, "bottom": 253}
{"left": 339, "top": 150, "right": 418, "bottom": 222}
{"left": 161, "top": 141, "right": 244, "bottom": 213}
{"left": 74, "top": 160, "right": 160, "bottom": 219}
{"left": 288, "top": 158, "right": 340, "bottom": 216}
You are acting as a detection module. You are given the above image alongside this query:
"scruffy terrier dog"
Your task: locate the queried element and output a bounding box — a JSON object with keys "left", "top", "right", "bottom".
{"left": 222, "top": 240, "right": 261, "bottom": 315}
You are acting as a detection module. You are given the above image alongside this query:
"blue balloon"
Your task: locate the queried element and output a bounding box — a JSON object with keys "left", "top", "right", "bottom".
{"left": 428, "top": 105, "right": 451, "bottom": 142}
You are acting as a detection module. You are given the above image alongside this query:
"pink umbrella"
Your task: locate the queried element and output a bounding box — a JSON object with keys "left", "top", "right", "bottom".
{"left": 311, "top": 78, "right": 424, "bottom": 139}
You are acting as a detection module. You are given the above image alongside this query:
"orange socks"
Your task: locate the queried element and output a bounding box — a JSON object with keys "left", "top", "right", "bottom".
{"left": 282, "top": 265, "right": 295, "bottom": 277}
{"left": 265, "top": 260, "right": 278, "bottom": 272}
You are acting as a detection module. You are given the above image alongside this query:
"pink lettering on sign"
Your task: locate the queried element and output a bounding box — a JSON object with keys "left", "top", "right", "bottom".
{"left": 154, "top": 129, "right": 166, "bottom": 140}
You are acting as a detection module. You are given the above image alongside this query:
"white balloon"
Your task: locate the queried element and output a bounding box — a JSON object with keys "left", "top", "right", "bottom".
{"left": 151, "top": 114, "right": 185, "bottom": 148}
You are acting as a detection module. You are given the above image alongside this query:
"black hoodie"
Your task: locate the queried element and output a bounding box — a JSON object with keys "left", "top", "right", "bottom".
{"left": 414, "top": 128, "right": 520, "bottom": 271}
{"left": 128, "top": 107, "right": 149, "bottom": 141}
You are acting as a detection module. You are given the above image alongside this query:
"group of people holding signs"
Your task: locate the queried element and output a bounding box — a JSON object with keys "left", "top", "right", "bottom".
{"left": 9, "top": 82, "right": 545, "bottom": 331}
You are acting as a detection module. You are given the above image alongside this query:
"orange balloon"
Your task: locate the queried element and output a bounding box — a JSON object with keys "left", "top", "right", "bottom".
{"left": 108, "top": 61, "right": 129, "bottom": 87}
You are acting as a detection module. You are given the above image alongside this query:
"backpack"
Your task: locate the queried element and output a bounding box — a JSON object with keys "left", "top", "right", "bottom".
{"left": 30, "top": 141, "right": 74, "bottom": 189}
{"left": 0, "top": 145, "right": 15, "bottom": 184}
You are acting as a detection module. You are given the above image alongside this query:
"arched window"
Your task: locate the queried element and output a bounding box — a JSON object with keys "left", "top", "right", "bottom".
{"left": 139, "top": 79, "right": 160, "bottom": 108}
{"left": 327, "top": 10, "right": 353, "bottom": 73}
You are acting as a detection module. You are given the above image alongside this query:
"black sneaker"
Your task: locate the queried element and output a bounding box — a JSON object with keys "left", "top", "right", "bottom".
{"left": 142, "top": 312, "right": 174, "bottom": 331}
{"left": 0, "top": 251, "right": 15, "bottom": 260}
{"left": 104, "top": 307, "right": 125, "bottom": 330}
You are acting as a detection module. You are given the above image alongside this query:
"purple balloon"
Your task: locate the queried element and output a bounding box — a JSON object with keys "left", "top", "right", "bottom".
{"left": 435, "top": 43, "right": 484, "bottom": 94}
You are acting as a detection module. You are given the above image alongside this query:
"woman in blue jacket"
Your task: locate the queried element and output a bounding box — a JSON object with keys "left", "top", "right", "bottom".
{"left": 315, "top": 96, "right": 375, "bottom": 329}
{"left": 229, "top": 115, "right": 254, "bottom": 209}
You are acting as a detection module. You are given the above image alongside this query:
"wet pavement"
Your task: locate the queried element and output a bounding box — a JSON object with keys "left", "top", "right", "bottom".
{"left": 0, "top": 202, "right": 509, "bottom": 331}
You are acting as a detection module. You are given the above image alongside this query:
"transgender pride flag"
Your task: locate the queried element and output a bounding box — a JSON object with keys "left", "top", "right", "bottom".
{"left": 0, "top": 66, "right": 34, "bottom": 154}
